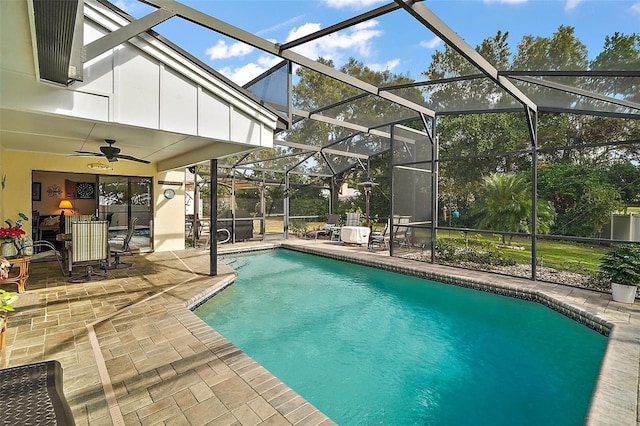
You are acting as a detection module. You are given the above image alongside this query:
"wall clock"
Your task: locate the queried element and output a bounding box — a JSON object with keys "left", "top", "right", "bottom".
{"left": 76, "top": 182, "right": 95, "bottom": 199}
{"left": 163, "top": 188, "right": 176, "bottom": 199}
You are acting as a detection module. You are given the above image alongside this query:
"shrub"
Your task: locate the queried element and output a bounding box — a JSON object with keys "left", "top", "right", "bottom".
{"left": 598, "top": 244, "right": 640, "bottom": 286}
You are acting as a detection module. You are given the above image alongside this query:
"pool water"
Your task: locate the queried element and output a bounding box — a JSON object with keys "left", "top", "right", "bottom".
{"left": 195, "top": 250, "right": 607, "bottom": 425}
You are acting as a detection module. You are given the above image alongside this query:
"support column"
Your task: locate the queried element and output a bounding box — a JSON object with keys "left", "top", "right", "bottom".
{"left": 210, "top": 159, "right": 217, "bottom": 276}
{"left": 284, "top": 172, "right": 290, "bottom": 239}
{"left": 526, "top": 107, "right": 538, "bottom": 281}
{"left": 430, "top": 118, "right": 438, "bottom": 264}
{"left": 389, "top": 125, "right": 395, "bottom": 256}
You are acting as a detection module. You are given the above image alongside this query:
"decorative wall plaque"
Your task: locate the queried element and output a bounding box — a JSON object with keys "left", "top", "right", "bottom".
{"left": 76, "top": 182, "right": 96, "bottom": 199}
{"left": 47, "top": 184, "right": 63, "bottom": 198}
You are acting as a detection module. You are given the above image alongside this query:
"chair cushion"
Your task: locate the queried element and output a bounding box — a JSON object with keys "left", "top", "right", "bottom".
{"left": 41, "top": 216, "right": 59, "bottom": 226}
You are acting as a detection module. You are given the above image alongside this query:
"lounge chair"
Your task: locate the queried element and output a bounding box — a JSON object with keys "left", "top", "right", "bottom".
{"left": 306, "top": 214, "right": 340, "bottom": 239}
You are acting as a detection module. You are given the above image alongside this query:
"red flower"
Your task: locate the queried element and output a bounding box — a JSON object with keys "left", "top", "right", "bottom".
{"left": 0, "top": 226, "right": 25, "bottom": 242}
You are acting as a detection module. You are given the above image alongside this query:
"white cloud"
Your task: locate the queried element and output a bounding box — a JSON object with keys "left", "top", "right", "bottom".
{"left": 483, "top": 0, "right": 527, "bottom": 4}
{"left": 214, "top": 18, "right": 386, "bottom": 85}
{"left": 324, "top": 0, "right": 385, "bottom": 9}
{"left": 205, "top": 40, "right": 254, "bottom": 60}
{"left": 368, "top": 59, "right": 400, "bottom": 72}
{"left": 219, "top": 55, "right": 283, "bottom": 86}
{"left": 564, "top": 0, "right": 584, "bottom": 11}
{"left": 286, "top": 20, "right": 383, "bottom": 62}
{"left": 420, "top": 37, "right": 442, "bottom": 50}
{"left": 630, "top": 2, "right": 640, "bottom": 14}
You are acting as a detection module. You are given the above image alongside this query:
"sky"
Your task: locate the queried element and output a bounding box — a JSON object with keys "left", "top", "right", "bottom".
{"left": 116, "top": 0, "right": 640, "bottom": 86}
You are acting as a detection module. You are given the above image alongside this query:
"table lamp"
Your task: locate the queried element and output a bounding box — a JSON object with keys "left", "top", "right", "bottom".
{"left": 58, "top": 199, "right": 73, "bottom": 215}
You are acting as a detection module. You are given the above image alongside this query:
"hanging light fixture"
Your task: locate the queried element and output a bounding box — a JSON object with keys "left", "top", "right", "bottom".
{"left": 87, "top": 162, "right": 113, "bottom": 171}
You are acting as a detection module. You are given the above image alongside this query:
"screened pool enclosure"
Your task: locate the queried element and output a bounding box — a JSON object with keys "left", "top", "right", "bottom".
{"left": 125, "top": 0, "right": 639, "bottom": 282}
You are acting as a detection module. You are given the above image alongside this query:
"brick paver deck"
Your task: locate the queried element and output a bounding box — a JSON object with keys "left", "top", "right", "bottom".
{"left": 4, "top": 247, "right": 334, "bottom": 425}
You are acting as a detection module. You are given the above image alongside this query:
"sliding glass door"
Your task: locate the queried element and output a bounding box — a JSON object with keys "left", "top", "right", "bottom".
{"left": 98, "top": 175, "right": 152, "bottom": 251}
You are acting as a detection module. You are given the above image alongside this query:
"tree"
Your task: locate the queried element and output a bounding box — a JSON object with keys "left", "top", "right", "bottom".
{"left": 469, "top": 173, "right": 555, "bottom": 244}
{"left": 537, "top": 163, "right": 622, "bottom": 237}
{"left": 290, "top": 57, "right": 423, "bottom": 177}
{"left": 606, "top": 162, "right": 640, "bottom": 213}
{"left": 590, "top": 32, "right": 640, "bottom": 103}
{"left": 287, "top": 58, "right": 424, "bottom": 222}
{"left": 513, "top": 25, "right": 588, "bottom": 70}
{"left": 424, "top": 26, "right": 638, "bottom": 238}
{"left": 424, "top": 30, "right": 514, "bottom": 111}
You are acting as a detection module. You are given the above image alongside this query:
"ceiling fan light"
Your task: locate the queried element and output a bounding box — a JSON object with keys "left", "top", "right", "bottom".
{"left": 87, "top": 162, "right": 113, "bottom": 170}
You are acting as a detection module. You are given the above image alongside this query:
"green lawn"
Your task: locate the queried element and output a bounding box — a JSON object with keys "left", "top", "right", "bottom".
{"left": 262, "top": 219, "right": 610, "bottom": 274}
{"left": 437, "top": 231, "right": 608, "bottom": 273}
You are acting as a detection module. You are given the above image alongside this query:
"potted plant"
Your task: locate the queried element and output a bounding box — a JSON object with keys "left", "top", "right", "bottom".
{"left": 0, "top": 288, "right": 18, "bottom": 312}
{"left": 598, "top": 243, "right": 640, "bottom": 303}
{"left": 0, "top": 212, "right": 29, "bottom": 256}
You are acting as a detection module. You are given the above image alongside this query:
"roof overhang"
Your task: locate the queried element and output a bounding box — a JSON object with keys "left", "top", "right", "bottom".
{"left": 1, "top": 0, "right": 278, "bottom": 172}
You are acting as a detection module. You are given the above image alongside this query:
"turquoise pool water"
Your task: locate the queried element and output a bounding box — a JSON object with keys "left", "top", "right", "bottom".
{"left": 195, "top": 250, "right": 607, "bottom": 425}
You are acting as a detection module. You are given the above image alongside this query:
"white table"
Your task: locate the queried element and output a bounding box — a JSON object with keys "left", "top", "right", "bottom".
{"left": 340, "top": 226, "right": 370, "bottom": 245}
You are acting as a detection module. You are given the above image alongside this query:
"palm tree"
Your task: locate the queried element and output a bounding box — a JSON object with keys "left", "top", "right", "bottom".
{"left": 470, "top": 173, "right": 555, "bottom": 244}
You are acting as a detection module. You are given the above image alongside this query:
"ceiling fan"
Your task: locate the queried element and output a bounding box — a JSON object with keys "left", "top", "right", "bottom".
{"left": 73, "top": 139, "right": 150, "bottom": 164}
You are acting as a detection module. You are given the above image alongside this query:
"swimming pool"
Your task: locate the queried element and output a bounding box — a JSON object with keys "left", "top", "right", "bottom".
{"left": 196, "top": 249, "right": 607, "bottom": 425}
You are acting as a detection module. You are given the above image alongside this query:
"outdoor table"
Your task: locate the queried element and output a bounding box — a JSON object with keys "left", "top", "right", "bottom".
{"left": 0, "top": 255, "right": 32, "bottom": 293}
{"left": 340, "top": 226, "right": 370, "bottom": 245}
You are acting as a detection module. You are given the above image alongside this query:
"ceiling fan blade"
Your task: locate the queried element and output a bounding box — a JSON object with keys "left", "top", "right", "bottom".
{"left": 69, "top": 143, "right": 150, "bottom": 164}
{"left": 73, "top": 151, "right": 104, "bottom": 156}
{"left": 69, "top": 151, "right": 107, "bottom": 159}
{"left": 117, "top": 154, "right": 151, "bottom": 164}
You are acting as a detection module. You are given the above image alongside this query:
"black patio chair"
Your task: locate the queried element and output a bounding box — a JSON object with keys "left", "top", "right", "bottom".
{"left": 108, "top": 216, "right": 138, "bottom": 269}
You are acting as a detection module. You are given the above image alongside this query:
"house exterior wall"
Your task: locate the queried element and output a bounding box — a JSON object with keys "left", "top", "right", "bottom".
{"left": 0, "top": 0, "right": 278, "bottom": 254}
{"left": 0, "top": 151, "right": 186, "bottom": 252}
{"left": 64, "top": 8, "right": 275, "bottom": 147}
{"left": 0, "top": 147, "right": 4, "bottom": 222}
{"left": 155, "top": 170, "right": 188, "bottom": 252}
{"left": 1, "top": 16, "right": 274, "bottom": 150}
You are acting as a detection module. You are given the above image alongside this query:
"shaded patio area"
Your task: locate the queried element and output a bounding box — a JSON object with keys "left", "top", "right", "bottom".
{"left": 4, "top": 247, "right": 333, "bottom": 425}
{"left": 3, "top": 241, "right": 640, "bottom": 425}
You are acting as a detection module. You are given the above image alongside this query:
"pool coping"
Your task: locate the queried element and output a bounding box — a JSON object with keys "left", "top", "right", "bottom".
{"left": 270, "top": 240, "right": 640, "bottom": 426}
